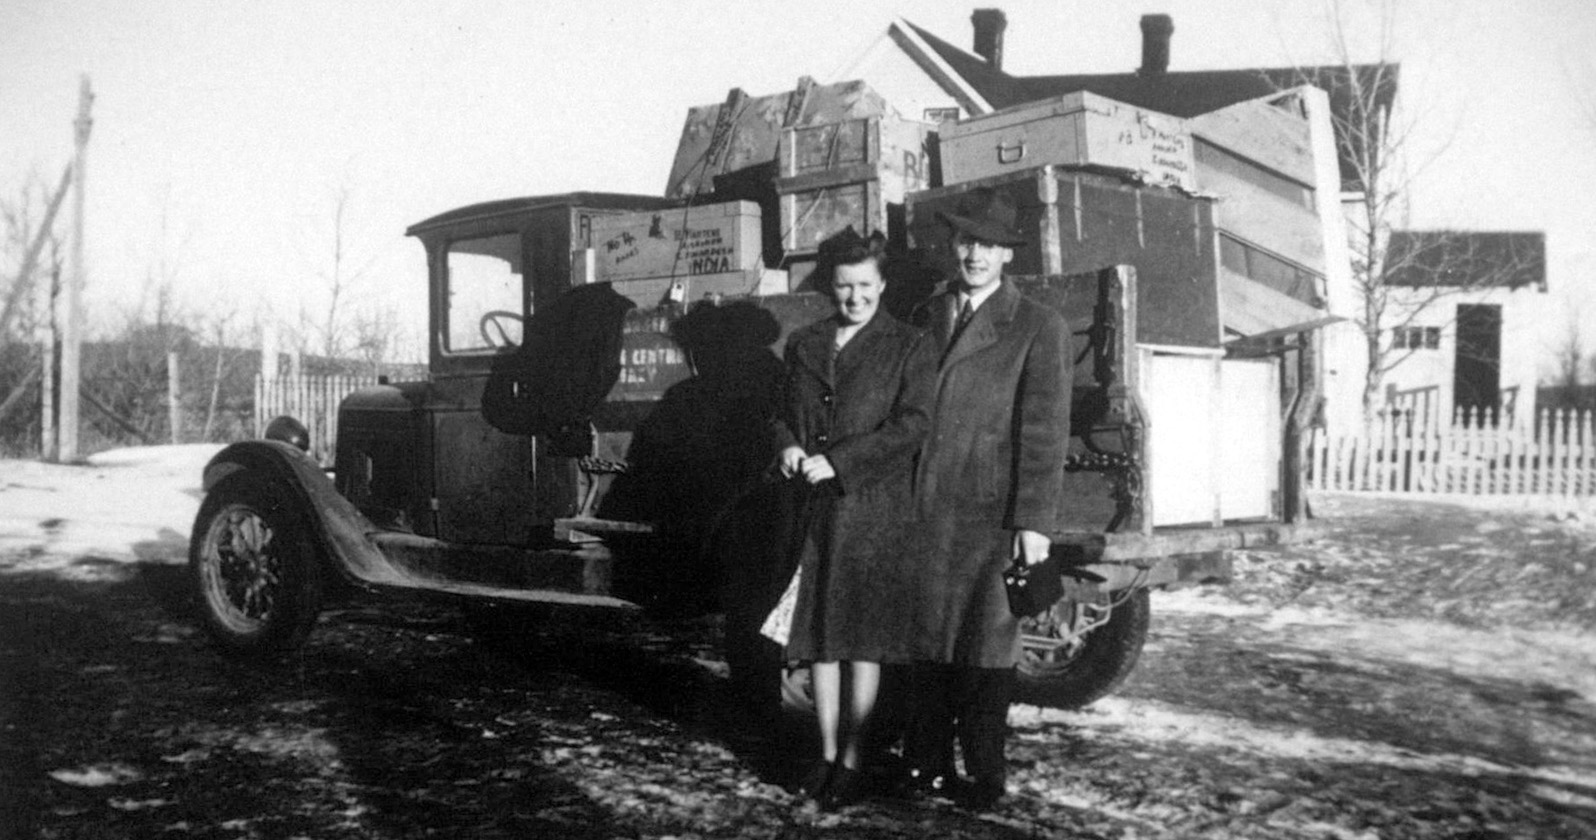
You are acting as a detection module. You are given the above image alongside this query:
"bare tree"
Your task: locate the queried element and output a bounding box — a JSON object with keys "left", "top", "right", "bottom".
{"left": 1305, "top": 0, "right": 1414, "bottom": 417}
{"left": 1289, "top": 0, "right": 1540, "bottom": 420}
{"left": 200, "top": 309, "right": 239, "bottom": 440}
{"left": 303, "top": 177, "right": 375, "bottom": 361}
{"left": 1, "top": 169, "right": 71, "bottom": 346}
{"left": 350, "top": 302, "right": 402, "bottom": 379}
{"left": 0, "top": 173, "right": 70, "bottom": 451}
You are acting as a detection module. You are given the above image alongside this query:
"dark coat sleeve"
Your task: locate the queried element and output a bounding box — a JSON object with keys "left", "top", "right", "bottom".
{"left": 1008, "top": 304, "right": 1073, "bottom": 533}
{"left": 826, "top": 331, "right": 936, "bottom": 492}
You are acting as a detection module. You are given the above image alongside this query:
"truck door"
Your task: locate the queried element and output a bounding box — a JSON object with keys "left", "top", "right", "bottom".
{"left": 430, "top": 230, "right": 540, "bottom": 545}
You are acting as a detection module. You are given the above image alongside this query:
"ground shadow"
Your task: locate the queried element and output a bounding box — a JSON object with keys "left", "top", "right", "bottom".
{"left": 1124, "top": 615, "right": 1596, "bottom": 774}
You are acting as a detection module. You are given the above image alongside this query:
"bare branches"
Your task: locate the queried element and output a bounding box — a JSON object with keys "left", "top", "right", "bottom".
{"left": 1, "top": 168, "right": 72, "bottom": 344}
{"left": 309, "top": 176, "right": 377, "bottom": 360}
{"left": 1281, "top": 0, "right": 1532, "bottom": 419}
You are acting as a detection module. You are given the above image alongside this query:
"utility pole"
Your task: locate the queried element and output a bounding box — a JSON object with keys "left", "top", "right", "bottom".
{"left": 42, "top": 264, "right": 60, "bottom": 460}
{"left": 59, "top": 75, "right": 93, "bottom": 462}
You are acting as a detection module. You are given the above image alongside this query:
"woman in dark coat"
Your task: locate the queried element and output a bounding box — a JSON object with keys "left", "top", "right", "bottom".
{"left": 772, "top": 229, "right": 935, "bottom": 808}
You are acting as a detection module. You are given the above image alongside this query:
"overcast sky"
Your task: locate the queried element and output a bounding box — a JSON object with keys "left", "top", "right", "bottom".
{"left": 4, "top": 0, "right": 1594, "bottom": 367}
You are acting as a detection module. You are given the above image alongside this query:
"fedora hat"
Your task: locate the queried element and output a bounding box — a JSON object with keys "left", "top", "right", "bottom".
{"left": 936, "top": 187, "right": 1027, "bottom": 247}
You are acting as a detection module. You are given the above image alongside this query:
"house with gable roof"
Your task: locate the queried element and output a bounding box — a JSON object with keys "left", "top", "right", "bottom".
{"left": 1378, "top": 230, "right": 1548, "bottom": 426}
{"left": 831, "top": 9, "right": 1403, "bottom": 436}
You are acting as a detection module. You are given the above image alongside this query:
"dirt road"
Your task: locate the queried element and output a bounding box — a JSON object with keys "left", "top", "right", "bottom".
{"left": 2, "top": 452, "right": 1594, "bottom": 838}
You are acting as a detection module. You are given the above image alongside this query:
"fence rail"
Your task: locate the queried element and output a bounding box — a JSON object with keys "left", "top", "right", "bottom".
{"left": 255, "top": 374, "right": 376, "bottom": 465}
{"left": 1309, "top": 408, "right": 1596, "bottom": 496}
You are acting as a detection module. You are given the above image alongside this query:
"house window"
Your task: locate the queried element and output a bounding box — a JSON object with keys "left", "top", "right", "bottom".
{"left": 924, "top": 107, "right": 960, "bottom": 125}
{"left": 1391, "top": 326, "right": 1441, "bottom": 350}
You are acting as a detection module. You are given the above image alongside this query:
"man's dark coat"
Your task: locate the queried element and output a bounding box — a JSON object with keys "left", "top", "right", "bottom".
{"left": 910, "top": 279, "right": 1072, "bottom": 667}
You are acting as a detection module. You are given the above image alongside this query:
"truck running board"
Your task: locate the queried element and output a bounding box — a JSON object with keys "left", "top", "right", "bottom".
{"left": 352, "top": 532, "right": 638, "bottom": 611}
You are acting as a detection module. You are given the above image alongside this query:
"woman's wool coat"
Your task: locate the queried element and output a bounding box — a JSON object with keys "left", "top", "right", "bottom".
{"left": 910, "top": 279, "right": 1073, "bottom": 668}
{"left": 773, "top": 311, "right": 936, "bottom": 663}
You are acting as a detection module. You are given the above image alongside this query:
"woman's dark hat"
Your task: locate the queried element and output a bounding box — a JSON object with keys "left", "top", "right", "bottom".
{"left": 937, "top": 188, "right": 1027, "bottom": 247}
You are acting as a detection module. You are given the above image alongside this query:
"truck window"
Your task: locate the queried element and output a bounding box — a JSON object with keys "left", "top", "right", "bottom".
{"left": 445, "top": 233, "right": 525, "bottom": 353}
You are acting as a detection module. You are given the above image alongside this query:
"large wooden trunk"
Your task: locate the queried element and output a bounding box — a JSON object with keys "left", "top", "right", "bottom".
{"left": 908, "top": 165, "right": 1222, "bottom": 349}
{"left": 938, "top": 92, "right": 1194, "bottom": 191}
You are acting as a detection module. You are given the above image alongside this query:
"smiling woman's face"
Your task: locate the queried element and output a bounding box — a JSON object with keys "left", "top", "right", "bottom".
{"left": 831, "top": 260, "right": 884, "bottom": 326}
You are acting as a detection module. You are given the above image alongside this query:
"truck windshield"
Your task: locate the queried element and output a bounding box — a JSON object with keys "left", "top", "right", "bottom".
{"left": 445, "top": 233, "right": 524, "bottom": 353}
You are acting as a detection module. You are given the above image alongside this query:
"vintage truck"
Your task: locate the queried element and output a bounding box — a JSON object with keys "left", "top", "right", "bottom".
{"left": 189, "top": 173, "right": 1317, "bottom": 711}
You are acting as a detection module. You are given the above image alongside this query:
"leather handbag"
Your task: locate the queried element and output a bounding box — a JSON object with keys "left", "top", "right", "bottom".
{"left": 1003, "top": 552, "right": 1065, "bottom": 617}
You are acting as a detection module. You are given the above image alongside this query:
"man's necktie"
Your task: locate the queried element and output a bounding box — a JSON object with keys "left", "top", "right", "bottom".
{"left": 942, "top": 298, "right": 975, "bottom": 365}
{"left": 950, "top": 298, "right": 975, "bottom": 345}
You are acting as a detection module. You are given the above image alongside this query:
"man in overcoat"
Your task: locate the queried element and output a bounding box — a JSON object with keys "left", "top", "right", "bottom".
{"left": 904, "top": 187, "right": 1072, "bottom": 810}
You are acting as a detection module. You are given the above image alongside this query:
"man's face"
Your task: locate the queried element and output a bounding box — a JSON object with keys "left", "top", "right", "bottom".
{"left": 831, "top": 260, "right": 884, "bottom": 326}
{"left": 954, "top": 232, "right": 1013, "bottom": 292}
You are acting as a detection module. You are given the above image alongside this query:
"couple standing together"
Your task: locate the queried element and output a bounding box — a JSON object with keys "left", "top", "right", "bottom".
{"left": 770, "top": 188, "right": 1072, "bottom": 811}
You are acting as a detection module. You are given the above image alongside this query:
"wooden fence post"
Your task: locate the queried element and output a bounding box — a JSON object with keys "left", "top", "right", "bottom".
{"left": 167, "top": 350, "right": 182, "bottom": 444}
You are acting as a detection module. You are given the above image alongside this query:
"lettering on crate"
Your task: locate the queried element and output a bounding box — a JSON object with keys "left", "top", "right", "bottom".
{"left": 674, "top": 228, "right": 732, "bottom": 275}
{"left": 616, "top": 342, "right": 687, "bottom": 387}
{"left": 623, "top": 314, "right": 671, "bottom": 335}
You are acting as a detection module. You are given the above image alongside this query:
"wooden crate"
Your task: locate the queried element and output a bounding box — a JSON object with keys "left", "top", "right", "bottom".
{"left": 587, "top": 201, "right": 762, "bottom": 282}
{"left": 664, "top": 79, "right": 894, "bottom": 200}
{"left": 775, "top": 116, "right": 934, "bottom": 256}
{"left": 939, "top": 91, "right": 1194, "bottom": 191}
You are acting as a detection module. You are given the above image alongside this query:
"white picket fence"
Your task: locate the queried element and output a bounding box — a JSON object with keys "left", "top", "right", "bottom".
{"left": 255, "top": 374, "right": 376, "bottom": 465}
{"left": 1309, "top": 408, "right": 1596, "bottom": 496}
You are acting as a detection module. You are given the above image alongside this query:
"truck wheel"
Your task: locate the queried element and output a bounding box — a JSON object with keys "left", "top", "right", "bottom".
{"left": 189, "top": 473, "right": 323, "bottom": 656}
{"left": 1014, "top": 587, "right": 1150, "bottom": 709}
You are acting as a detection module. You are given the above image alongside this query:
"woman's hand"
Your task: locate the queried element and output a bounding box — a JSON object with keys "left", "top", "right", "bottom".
{"left": 800, "top": 454, "right": 836, "bottom": 484}
{"left": 779, "top": 446, "right": 807, "bottom": 478}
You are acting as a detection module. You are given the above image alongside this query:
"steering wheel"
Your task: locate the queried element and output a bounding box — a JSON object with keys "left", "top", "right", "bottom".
{"left": 479, "top": 310, "right": 525, "bottom": 348}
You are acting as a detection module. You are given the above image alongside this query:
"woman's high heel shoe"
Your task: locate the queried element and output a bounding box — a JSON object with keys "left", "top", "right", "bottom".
{"left": 795, "top": 759, "right": 833, "bottom": 802}
{"left": 818, "top": 764, "right": 862, "bottom": 810}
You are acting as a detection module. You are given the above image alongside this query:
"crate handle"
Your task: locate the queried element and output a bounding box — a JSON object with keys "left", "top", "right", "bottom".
{"left": 997, "top": 140, "right": 1026, "bottom": 165}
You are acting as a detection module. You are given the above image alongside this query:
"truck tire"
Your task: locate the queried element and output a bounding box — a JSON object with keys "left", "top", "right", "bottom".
{"left": 189, "top": 473, "right": 323, "bottom": 656}
{"left": 1014, "top": 587, "right": 1150, "bottom": 709}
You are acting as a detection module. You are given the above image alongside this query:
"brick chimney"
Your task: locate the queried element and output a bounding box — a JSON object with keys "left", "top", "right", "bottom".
{"left": 1139, "top": 14, "right": 1173, "bottom": 77}
{"left": 971, "top": 8, "right": 1007, "bottom": 70}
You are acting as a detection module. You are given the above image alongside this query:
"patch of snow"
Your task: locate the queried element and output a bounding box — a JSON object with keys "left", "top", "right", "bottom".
{"left": 108, "top": 798, "right": 172, "bottom": 811}
{"left": 1019, "top": 697, "right": 1596, "bottom": 792}
{"left": 1153, "top": 587, "right": 1267, "bottom": 617}
{"left": 48, "top": 762, "right": 144, "bottom": 787}
{"left": 1257, "top": 605, "right": 1351, "bottom": 632}
{"left": 86, "top": 444, "right": 222, "bottom": 472}
{"left": 0, "top": 444, "right": 222, "bottom": 571}
{"left": 1314, "top": 489, "right": 1596, "bottom": 519}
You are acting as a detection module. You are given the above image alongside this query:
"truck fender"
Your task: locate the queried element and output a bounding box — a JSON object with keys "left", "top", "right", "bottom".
{"left": 201, "top": 440, "right": 387, "bottom": 589}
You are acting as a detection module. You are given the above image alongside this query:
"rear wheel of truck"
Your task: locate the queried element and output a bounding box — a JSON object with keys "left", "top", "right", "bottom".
{"left": 1015, "top": 587, "right": 1151, "bottom": 709}
{"left": 190, "top": 473, "right": 323, "bottom": 656}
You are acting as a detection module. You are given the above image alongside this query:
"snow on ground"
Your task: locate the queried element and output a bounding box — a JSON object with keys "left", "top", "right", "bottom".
{"left": 0, "top": 445, "right": 219, "bottom": 574}
{"left": 1156, "top": 586, "right": 1596, "bottom": 697}
{"left": 4, "top": 447, "right": 1595, "bottom": 837}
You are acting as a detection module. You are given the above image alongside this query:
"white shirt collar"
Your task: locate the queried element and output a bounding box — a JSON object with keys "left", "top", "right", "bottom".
{"left": 958, "top": 280, "right": 1001, "bottom": 312}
